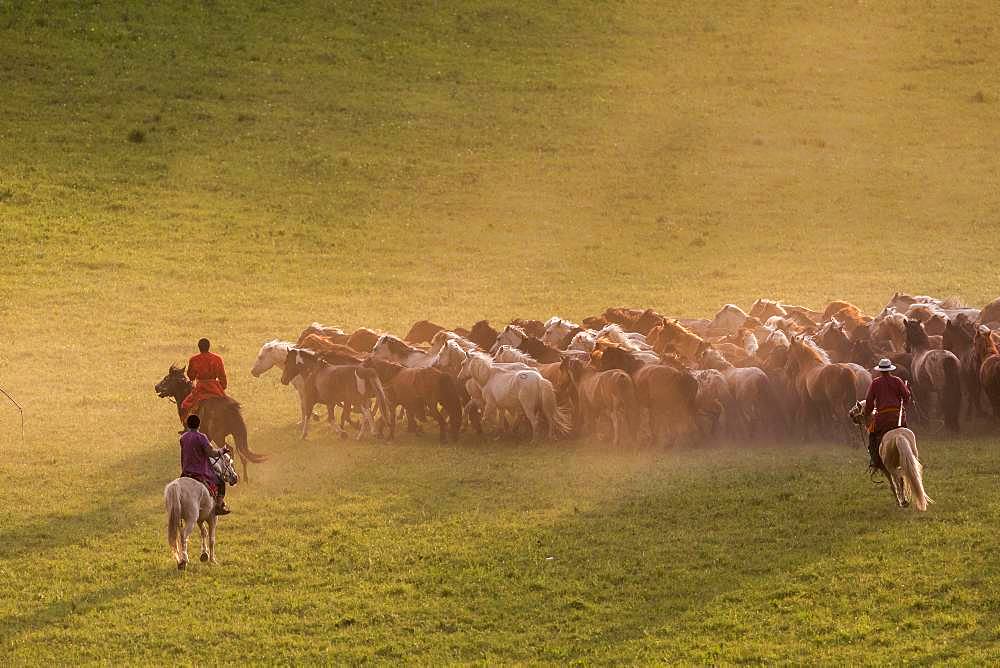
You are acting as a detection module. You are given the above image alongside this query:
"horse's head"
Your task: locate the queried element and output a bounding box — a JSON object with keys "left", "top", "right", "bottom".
{"left": 492, "top": 325, "right": 523, "bottom": 354}
{"left": 848, "top": 400, "right": 867, "bottom": 427}
{"left": 280, "top": 348, "right": 313, "bottom": 385}
{"left": 251, "top": 339, "right": 285, "bottom": 377}
{"left": 155, "top": 365, "right": 189, "bottom": 399}
{"left": 211, "top": 451, "right": 239, "bottom": 486}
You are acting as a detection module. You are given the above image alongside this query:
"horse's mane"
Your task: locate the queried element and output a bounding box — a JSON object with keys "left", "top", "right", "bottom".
{"left": 904, "top": 319, "right": 930, "bottom": 348}
{"left": 795, "top": 337, "right": 832, "bottom": 365}
{"left": 660, "top": 319, "right": 703, "bottom": 342}
{"left": 377, "top": 334, "right": 424, "bottom": 355}
{"left": 495, "top": 345, "right": 537, "bottom": 365}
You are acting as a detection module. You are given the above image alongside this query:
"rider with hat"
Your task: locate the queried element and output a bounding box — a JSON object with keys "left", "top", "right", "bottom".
{"left": 863, "top": 358, "right": 912, "bottom": 473}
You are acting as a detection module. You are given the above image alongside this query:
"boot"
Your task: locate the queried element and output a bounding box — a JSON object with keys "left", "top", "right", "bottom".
{"left": 214, "top": 497, "right": 231, "bottom": 516}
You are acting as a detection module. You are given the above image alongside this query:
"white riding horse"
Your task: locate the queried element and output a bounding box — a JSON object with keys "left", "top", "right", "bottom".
{"left": 371, "top": 334, "right": 435, "bottom": 368}
{"left": 458, "top": 351, "right": 569, "bottom": 441}
{"left": 542, "top": 317, "right": 581, "bottom": 348}
{"left": 164, "top": 452, "right": 238, "bottom": 569}
{"left": 251, "top": 339, "right": 312, "bottom": 424}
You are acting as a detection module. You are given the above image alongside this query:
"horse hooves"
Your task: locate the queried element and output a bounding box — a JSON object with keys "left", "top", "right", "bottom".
{"left": 200, "top": 553, "right": 209, "bottom": 562}
{"left": 177, "top": 560, "right": 187, "bottom": 570}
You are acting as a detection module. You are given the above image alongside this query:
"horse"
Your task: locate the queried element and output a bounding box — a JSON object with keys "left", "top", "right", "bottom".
{"left": 155, "top": 367, "right": 268, "bottom": 481}
{"left": 296, "top": 323, "right": 349, "bottom": 346}
{"left": 542, "top": 317, "right": 583, "bottom": 348}
{"left": 829, "top": 305, "right": 871, "bottom": 338}
{"left": 602, "top": 307, "right": 664, "bottom": 335}
{"left": 849, "top": 402, "right": 932, "bottom": 511}
{"left": 784, "top": 337, "right": 862, "bottom": 441}
{"left": 281, "top": 348, "right": 393, "bottom": 440}
{"left": 942, "top": 318, "right": 986, "bottom": 419}
{"left": 163, "top": 451, "right": 238, "bottom": 569}
{"left": 904, "top": 319, "right": 962, "bottom": 432}
{"left": 594, "top": 323, "right": 651, "bottom": 351}
{"left": 979, "top": 296, "right": 1000, "bottom": 327}
{"left": 749, "top": 299, "right": 786, "bottom": 321}
{"left": 468, "top": 320, "right": 499, "bottom": 351}
{"left": 591, "top": 345, "right": 699, "bottom": 447}
{"left": 815, "top": 321, "right": 853, "bottom": 363}
{"left": 362, "top": 358, "right": 462, "bottom": 442}
{"left": 432, "top": 340, "right": 484, "bottom": 434}
{"left": 699, "top": 348, "right": 784, "bottom": 440}
{"left": 251, "top": 339, "right": 315, "bottom": 424}
{"left": 561, "top": 357, "right": 638, "bottom": 448}
{"left": 509, "top": 318, "right": 547, "bottom": 339}
{"left": 708, "top": 304, "right": 750, "bottom": 334}
{"left": 458, "top": 351, "right": 569, "bottom": 441}
{"left": 648, "top": 319, "right": 708, "bottom": 362}
{"left": 493, "top": 345, "right": 573, "bottom": 403}
{"left": 371, "top": 334, "right": 434, "bottom": 368}
{"left": 492, "top": 325, "right": 563, "bottom": 363}
{"left": 428, "top": 330, "right": 478, "bottom": 356}
{"left": 345, "top": 327, "right": 381, "bottom": 353}
{"left": 404, "top": 319, "right": 446, "bottom": 344}
{"left": 974, "top": 326, "right": 1000, "bottom": 421}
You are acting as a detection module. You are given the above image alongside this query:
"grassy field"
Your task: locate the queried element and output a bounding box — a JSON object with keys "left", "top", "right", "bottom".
{"left": 3, "top": 0, "right": 1000, "bottom": 663}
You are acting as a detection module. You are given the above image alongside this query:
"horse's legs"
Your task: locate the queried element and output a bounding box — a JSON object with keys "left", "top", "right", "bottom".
{"left": 198, "top": 520, "right": 210, "bottom": 562}
{"left": 357, "top": 403, "right": 374, "bottom": 440}
{"left": 431, "top": 403, "right": 447, "bottom": 443}
{"left": 208, "top": 515, "right": 218, "bottom": 563}
{"left": 300, "top": 400, "right": 315, "bottom": 440}
{"left": 519, "top": 394, "right": 541, "bottom": 443}
{"left": 178, "top": 508, "right": 197, "bottom": 570}
{"left": 610, "top": 405, "right": 622, "bottom": 448}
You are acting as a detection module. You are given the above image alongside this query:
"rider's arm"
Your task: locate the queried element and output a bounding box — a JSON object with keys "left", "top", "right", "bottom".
{"left": 199, "top": 434, "right": 224, "bottom": 458}
{"left": 218, "top": 359, "right": 228, "bottom": 390}
{"left": 900, "top": 378, "right": 912, "bottom": 405}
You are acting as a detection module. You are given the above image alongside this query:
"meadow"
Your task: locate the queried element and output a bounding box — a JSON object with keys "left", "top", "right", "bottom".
{"left": 2, "top": 0, "right": 1000, "bottom": 663}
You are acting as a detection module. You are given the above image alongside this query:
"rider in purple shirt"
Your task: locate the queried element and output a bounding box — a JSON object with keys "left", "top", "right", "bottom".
{"left": 180, "top": 414, "right": 231, "bottom": 515}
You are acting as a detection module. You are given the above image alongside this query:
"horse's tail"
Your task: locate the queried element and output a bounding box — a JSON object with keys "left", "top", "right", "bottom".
{"left": 360, "top": 368, "right": 394, "bottom": 440}
{"left": 164, "top": 482, "right": 182, "bottom": 557}
{"left": 943, "top": 354, "right": 962, "bottom": 432}
{"left": 898, "top": 434, "right": 933, "bottom": 511}
{"left": 230, "top": 414, "right": 268, "bottom": 464}
{"left": 438, "top": 372, "right": 463, "bottom": 441}
{"left": 540, "top": 379, "right": 572, "bottom": 438}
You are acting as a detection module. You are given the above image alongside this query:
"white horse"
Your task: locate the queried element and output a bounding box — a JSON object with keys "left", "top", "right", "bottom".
{"left": 568, "top": 329, "right": 598, "bottom": 353}
{"left": 849, "top": 401, "right": 933, "bottom": 511}
{"left": 542, "top": 317, "right": 581, "bottom": 348}
{"left": 251, "top": 339, "right": 313, "bottom": 424}
{"left": 164, "top": 452, "right": 238, "bottom": 569}
{"left": 709, "top": 304, "right": 750, "bottom": 334}
{"left": 595, "top": 323, "right": 651, "bottom": 351}
{"left": 371, "top": 334, "right": 435, "bottom": 368}
{"left": 459, "top": 351, "right": 569, "bottom": 441}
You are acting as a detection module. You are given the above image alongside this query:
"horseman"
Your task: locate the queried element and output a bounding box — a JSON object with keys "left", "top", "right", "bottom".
{"left": 180, "top": 414, "right": 231, "bottom": 515}
{"left": 864, "top": 358, "right": 912, "bottom": 473}
{"left": 180, "top": 338, "right": 228, "bottom": 423}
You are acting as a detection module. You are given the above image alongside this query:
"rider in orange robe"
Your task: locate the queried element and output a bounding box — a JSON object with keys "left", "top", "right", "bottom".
{"left": 180, "top": 338, "right": 228, "bottom": 418}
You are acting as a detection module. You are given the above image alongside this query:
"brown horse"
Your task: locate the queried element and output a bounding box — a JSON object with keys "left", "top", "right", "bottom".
{"left": 493, "top": 325, "right": 563, "bottom": 363}
{"left": 830, "top": 305, "right": 871, "bottom": 338}
{"left": 345, "top": 327, "right": 381, "bottom": 353}
{"left": 362, "top": 358, "right": 462, "bottom": 442}
{"left": 590, "top": 345, "right": 699, "bottom": 447}
{"left": 296, "top": 323, "right": 350, "bottom": 346}
{"left": 281, "top": 348, "right": 393, "bottom": 440}
{"left": 468, "top": 320, "right": 499, "bottom": 351}
{"left": 784, "top": 337, "right": 860, "bottom": 441}
{"left": 155, "top": 366, "right": 268, "bottom": 481}
{"left": 699, "top": 348, "right": 784, "bottom": 441}
{"left": 561, "top": 357, "right": 638, "bottom": 448}
{"left": 648, "top": 319, "right": 708, "bottom": 362}
{"left": 942, "top": 318, "right": 985, "bottom": 419}
{"left": 404, "top": 320, "right": 446, "bottom": 345}
{"left": 904, "top": 319, "right": 962, "bottom": 432}
{"left": 510, "top": 318, "right": 547, "bottom": 339}
{"left": 974, "top": 326, "right": 1000, "bottom": 421}
{"left": 602, "top": 307, "right": 664, "bottom": 335}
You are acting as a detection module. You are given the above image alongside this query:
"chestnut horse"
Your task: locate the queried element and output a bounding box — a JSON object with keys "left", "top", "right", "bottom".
{"left": 404, "top": 319, "right": 446, "bottom": 345}
{"left": 974, "top": 326, "right": 1000, "bottom": 421}
{"left": 469, "top": 320, "right": 499, "bottom": 351}
{"left": 590, "top": 345, "right": 699, "bottom": 447}
{"left": 281, "top": 348, "right": 393, "bottom": 440}
{"left": 561, "top": 357, "right": 638, "bottom": 448}
{"left": 784, "top": 337, "right": 860, "bottom": 441}
{"left": 362, "top": 358, "right": 462, "bottom": 442}
{"left": 904, "top": 319, "right": 961, "bottom": 432}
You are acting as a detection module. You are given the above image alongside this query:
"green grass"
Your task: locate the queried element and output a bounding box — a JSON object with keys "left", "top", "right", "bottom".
{"left": 2, "top": 0, "right": 1000, "bottom": 663}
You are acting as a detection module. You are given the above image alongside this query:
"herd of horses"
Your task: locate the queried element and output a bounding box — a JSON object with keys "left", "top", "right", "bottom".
{"left": 157, "top": 291, "right": 1000, "bottom": 565}
{"left": 235, "top": 292, "right": 1000, "bottom": 458}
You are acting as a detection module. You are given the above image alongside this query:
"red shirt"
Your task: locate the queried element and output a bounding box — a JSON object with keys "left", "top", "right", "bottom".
{"left": 864, "top": 374, "right": 911, "bottom": 431}
{"left": 181, "top": 352, "right": 228, "bottom": 411}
